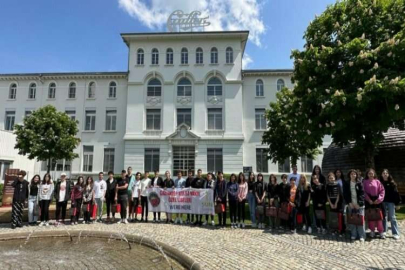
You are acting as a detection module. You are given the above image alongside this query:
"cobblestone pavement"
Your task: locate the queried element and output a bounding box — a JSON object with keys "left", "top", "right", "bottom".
{"left": 0, "top": 217, "right": 404, "bottom": 270}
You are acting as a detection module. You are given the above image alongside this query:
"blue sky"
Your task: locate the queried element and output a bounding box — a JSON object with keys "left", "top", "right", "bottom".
{"left": 0, "top": 0, "right": 336, "bottom": 73}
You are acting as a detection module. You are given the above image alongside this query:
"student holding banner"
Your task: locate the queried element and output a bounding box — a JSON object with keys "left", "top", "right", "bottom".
{"left": 151, "top": 170, "right": 164, "bottom": 223}
{"left": 204, "top": 172, "right": 216, "bottom": 226}
{"left": 185, "top": 170, "right": 195, "bottom": 224}
{"left": 192, "top": 169, "right": 206, "bottom": 226}
{"left": 215, "top": 172, "right": 227, "bottom": 227}
{"left": 174, "top": 171, "right": 186, "bottom": 224}
{"left": 164, "top": 171, "right": 175, "bottom": 223}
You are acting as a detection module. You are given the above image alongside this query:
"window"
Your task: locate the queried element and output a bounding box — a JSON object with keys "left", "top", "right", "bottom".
{"left": 65, "top": 110, "right": 76, "bottom": 121}
{"left": 278, "top": 158, "right": 290, "bottom": 173}
{"left": 277, "top": 79, "right": 285, "bottom": 91}
{"left": 256, "top": 79, "right": 264, "bottom": 97}
{"left": 166, "top": 48, "right": 173, "bottom": 65}
{"left": 41, "top": 159, "right": 71, "bottom": 171}
{"left": 103, "top": 148, "right": 115, "bottom": 172}
{"left": 226, "top": 47, "right": 233, "bottom": 64}
{"left": 105, "top": 109, "right": 117, "bottom": 131}
{"left": 196, "top": 47, "right": 203, "bottom": 64}
{"left": 0, "top": 161, "right": 12, "bottom": 181}
{"left": 173, "top": 146, "right": 195, "bottom": 176}
{"left": 137, "top": 49, "right": 144, "bottom": 65}
{"left": 84, "top": 110, "right": 96, "bottom": 131}
{"left": 29, "top": 83, "right": 36, "bottom": 99}
{"left": 152, "top": 48, "right": 159, "bottom": 65}
{"left": 144, "top": 148, "right": 160, "bottom": 172}
{"left": 207, "top": 148, "right": 223, "bottom": 173}
{"left": 88, "top": 82, "right": 96, "bottom": 98}
{"left": 207, "top": 108, "right": 222, "bottom": 130}
{"left": 210, "top": 47, "right": 218, "bottom": 64}
{"left": 147, "top": 78, "right": 162, "bottom": 97}
{"left": 177, "top": 108, "right": 192, "bottom": 127}
{"left": 48, "top": 83, "right": 56, "bottom": 99}
{"left": 9, "top": 84, "right": 17, "bottom": 100}
{"left": 300, "top": 156, "right": 313, "bottom": 173}
{"left": 181, "top": 48, "right": 188, "bottom": 64}
{"left": 25, "top": 110, "right": 33, "bottom": 118}
{"left": 5, "top": 111, "right": 15, "bottom": 130}
{"left": 177, "top": 78, "right": 192, "bottom": 97}
{"left": 146, "top": 109, "right": 161, "bottom": 130}
{"left": 255, "top": 109, "right": 266, "bottom": 130}
{"left": 109, "top": 81, "right": 117, "bottom": 98}
{"left": 207, "top": 77, "right": 222, "bottom": 96}
{"left": 68, "top": 82, "right": 76, "bottom": 99}
{"left": 83, "top": 146, "right": 94, "bottom": 172}
{"left": 256, "top": 149, "right": 269, "bottom": 173}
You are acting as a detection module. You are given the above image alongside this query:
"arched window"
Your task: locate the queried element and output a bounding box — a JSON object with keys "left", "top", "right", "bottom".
{"left": 68, "top": 82, "right": 76, "bottom": 99}
{"left": 88, "top": 82, "right": 96, "bottom": 98}
{"left": 207, "top": 77, "right": 222, "bottom": 96}
{"left": 9, "top": 83, "right": 17, "bottom": 100}
{"left": 196, "top": 47, "right": 203, "bottom": 64}
{"left": 137, "top": 49, "right": 144, "bottom": 65}
{"left": 226, "top": 47, "right": 233, "bottom": 64}
{"left": 210, "top": 47, "right": 218, "bottom": 64}
{"left": 166, "top": 48, "right": 173, "bottom": 65}
{"left": 29, "top": 83, "right": 36, "bottom": 99}
{"left": 48, "top": 83, "right": 56, "bottom": 99}
{"left": 109, "top": 81, "right": 117, "bottom": 98}
{"left": 177, "top": 78, "right": 192, "bottom": 97}
{"left": 147, "top": 78, "right": 162, "bottom": 97}
{"left": 277, "top": 79, "right": 285, "bottom": 91}
{"left": 256, "top": 79, "right": 264, "bottom": 97}
{"left": 151, "top": 48, "right": 159, "bottom": 65}
{"left": 181, "top": 48, "right": 188, "bottom": 64}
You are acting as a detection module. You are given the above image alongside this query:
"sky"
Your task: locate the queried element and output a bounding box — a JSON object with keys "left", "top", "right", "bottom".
{"left": 0, "top": 0, "right": 336, "bottom": 74}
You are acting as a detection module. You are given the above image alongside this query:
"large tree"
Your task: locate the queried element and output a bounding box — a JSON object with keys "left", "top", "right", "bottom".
{"left": 262, "top": 0, "right": 405, "bottom": 168}
{"left": 14, "top": 105, "right": 80, "bottom": 173}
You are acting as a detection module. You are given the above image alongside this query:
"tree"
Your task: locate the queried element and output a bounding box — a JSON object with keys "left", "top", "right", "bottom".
{"left": 262, "top": 0, "right": 405, "bottom": 169}
{"left": 14, "top": 105, "right": 80, "bottom": 173}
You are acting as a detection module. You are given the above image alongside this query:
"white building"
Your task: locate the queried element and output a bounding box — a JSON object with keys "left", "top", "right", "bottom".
{"left": 0, "top": 30, "right": 331, "bottom": 180}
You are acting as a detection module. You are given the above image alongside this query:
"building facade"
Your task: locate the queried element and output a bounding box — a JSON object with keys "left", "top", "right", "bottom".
{"left": 0, "top": 31, "right": 331, "bottom": 179}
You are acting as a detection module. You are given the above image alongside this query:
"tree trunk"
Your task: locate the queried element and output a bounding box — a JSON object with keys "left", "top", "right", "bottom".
{"left": 47, "top": 158, "right": 51, "bottom": 174}
{"left": 364, "top": 138, "right": 376, "bottom": 170}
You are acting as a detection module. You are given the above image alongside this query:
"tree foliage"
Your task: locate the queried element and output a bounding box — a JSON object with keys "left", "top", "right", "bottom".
{"left": 263, "top": 0, "right": 405, "bottom": 168}
{"left": 14, "top": 105, "right": 80, "bottom": 172}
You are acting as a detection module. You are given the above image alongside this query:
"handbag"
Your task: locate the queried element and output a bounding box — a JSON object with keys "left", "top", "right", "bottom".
{"left": 347, "top": 213, "right": 364, "bottom": 226}
{"left": 365, "top": 208, "right": 383, "bottom": 221}
{"left": 329, "top": 212, "right": 343, "bottom": 231}
{"left": 315, "top": 210, "right": 326, "bottom": 220}
{"left": 266, "top": 206, "right": 278, "bottom": 217}
{"left": 256, "top": 205, "right": 264, "bottom": 215}
{"left": 116, "top": 204, "right": 121, "bottom": 213}
{"left": 137, "top": 205, "right": 142, "bottom": 214}
{"left": 296, "top": 213, "right": 303, "bottom": 224}
{"left": 91, "top": 204, "right": 98, "bottom": 219}
{"left": 278, "top": 208, "right": 289, "bottom": 220}
{"left": 215, "top": 203, "right": 225, "bottom": 214}
{"left": 280, "top": 202, "right": 292, "bottom": 214}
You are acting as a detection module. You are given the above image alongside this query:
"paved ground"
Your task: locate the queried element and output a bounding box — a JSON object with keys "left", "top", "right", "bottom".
{"left": 0, "top": 216, "right": 404, "bottom": 270}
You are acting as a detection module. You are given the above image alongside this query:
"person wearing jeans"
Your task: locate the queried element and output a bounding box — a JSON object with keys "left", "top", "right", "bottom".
{"left": 227, "top": 174, "right": 239, "bottom": 229}
{"left": 54, "top": 173, "right": 71, "bottom": 225}
{"left": 116, "top": 170, "right": 129, "bottom": 224}
{"left": 343, "top": 169, "right": 366, "bottom": 242}
{"left": 93, "top": 172, "right": 106, "bottom": 223}
{"left": 28, "top": 174, "right": 41, "bottom": 225}
{"left": 247, "top": 172, "right": 256, "bottom": 227}
{"left": 39, "top": 173, "right": 54, "bottom": 226}
{"left": 380, "top": 169, "right": 401, "bottom": 240}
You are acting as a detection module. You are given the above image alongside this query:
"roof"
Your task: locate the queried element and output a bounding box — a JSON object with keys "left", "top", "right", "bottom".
{"left": 0, "top": 71, "right": 128, "bottom": 81}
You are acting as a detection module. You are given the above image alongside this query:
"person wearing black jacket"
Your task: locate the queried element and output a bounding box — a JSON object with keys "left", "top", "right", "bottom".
{"left": 11, "top": 170, "right": 29, "bottom": 229}
{"left": 151, "top": 170, "right": 164, "bottom": 222}
{"left": 105, "top": 171, "right": 117, "bottom": 223}
{"left": 215, "top": 172, "right": 227, "bottom": 227}
{"left": 192, "top": 169, "right": 206, "bottom": 225}
{"left": 267, "top": 174, "right": 278, "bottom": 231}
{"left": 295, "top": 175, "right": 312, "bottom": 234}
{"left": 255, "top": 173, "right": 267, "bottom": 229}
{"left": 312, "top": 165, "right": 326, "bottom": 185}
{"left": 311, "top": 174, "right": 327, "bottom": 234}
{"left": 326, "top": 172, "right": 343, "bottom": 235}
{"left": 343, "top": 169, "right": 365, "bottom": 241}
{"left": 185, "top": 170, "right": 195, "bottom": 224}
{"left": 380, "top": 169, "right": 401, "bottom": 240}
{"left": 54, "top": 173, "right": 72, "bottom": 225}
{"left": 277, "top": 174, "right": 290, "bottom": 230}
{"left": 164, "top": 171, "right": 175, "bottom": 223}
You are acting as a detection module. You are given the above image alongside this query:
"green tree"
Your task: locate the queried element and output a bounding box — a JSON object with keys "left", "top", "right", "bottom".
{"left": 14, "top": 105, "right": 80, "bottom": 173}
{"left": 262, "top": 0, "right": 405, "bottom": 168}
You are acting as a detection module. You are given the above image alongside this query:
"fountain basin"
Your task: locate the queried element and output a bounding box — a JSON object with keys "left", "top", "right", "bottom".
{"left": 0, "top": 230, "right": 200, "bottom": 270}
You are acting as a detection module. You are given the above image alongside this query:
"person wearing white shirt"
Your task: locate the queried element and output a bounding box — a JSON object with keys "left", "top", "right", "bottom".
{"left": 174, "top": 171, "right": 186, "bottom": 224}
{"left": 129, "top": 172, "right": 142, "bottom": 222}
{"left": 93, "top": 172, "right": 107, "bottom": 222}
{"left": 151, "top": 170, "right": 164, "bottom": 222}
{"left": 140, "top": 171, "right": 151, "bottom": 222}
{"left": 287, "top": 165, "right": 301, "bottom": 184}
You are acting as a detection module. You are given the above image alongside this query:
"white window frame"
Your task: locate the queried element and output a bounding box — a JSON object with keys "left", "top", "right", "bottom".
{"left": 65, "top": 110, "right": 76, "bottom": 121}
{"left": 105, "top": 109, "right": 117, "bottom": 131}
{"left": 151, "top": 48, "right": 159, "bottom": 65}
{"left": 177, "top": 108, "right": 192, "bottom": 128}
{"left": 83, "top": 145, "right": 94, "bottom": 172}
{"left": 256, "top": 79, "right": 264, "bottom": 97}
{"left": 255, "top": 108, "right": 267, "bottom": 130}
{"left": 196, "top": 47, "right": 203, "bottom": 64}
{"left": 4, "top": 110, "right": 16, "bottom": 131}
{"left": 277, "top": 79, "right": 285, "bottom": 91}
{"left": 68, "top": 82, "right": 76, "bottom": 99}
{"left": 9, "top": 83, "right": 17, "bottom": 100}
{"left": 88, "top": 82, "right": 96, "bottom": 99}
{"left": 226, "top": 47, "right": 233, "bottom": 64}
{"left": 181, "top": 48, "right": 188, "bottom": 64}
{"left": 103, "top": 148, "right": 115, "bottom": 172}
{"left": 146, "top": 109, "right": 161, "bottom": 130}
{"left": 144, "top": 148, "right": 160, "bottom": 172}
{"left": 256, "top": 148, "right": 269, "bottom": 173}
{"left": 137, "top": 49, "right": 144, "bottom": 65}
{"left": 177, "top": 78, "right": 192, "bottom": 97}
{"left": 147, "top": 78, "right": 162, "bottom": 97}
{"left": 207, "top": 77, "right": 222, "bottom": 96}
{"left": 166, "top": 48, "right": 173, "bottom": 65}
{"left": 109, "top": 81, "right": 117, "bottom": 98}
{"left": 48, "top": 82, "right": 56, "bottom": 99}
{"left": 207, "top": 108, "right": 223, "bottom": 130}
{"left": 28, "top": 83, "right": 36, "bottom": 99}
{"left": 84, "top": 110, "right": 96, "bottom": 131}
{"left": 207, "top": 148, "right": 223, "bottom": 173}
{"left": 210, "top": 47, "right": 218, "bottom": 64}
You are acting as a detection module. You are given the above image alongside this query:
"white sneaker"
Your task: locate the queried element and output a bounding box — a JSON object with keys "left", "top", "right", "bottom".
{"left": 381, "top": 233, "right": 386, "bottom": 239}
{"left": 370, "top": 231, "right": 375, "bottom": 238}
{"left": 302, "top": 225, "right": 307, "bottom": 231}
{"left": 82, "top": 220, "right": 86, "bottom": 224}
{"left": 393, "top": 234, "right": 400, "bottom": 240}
{"left": 360, "top": 238, "right": 365, "bottom": 242}
{"left": 211, "top": 220, "right": 215, "bottom": 226}
{"left": 291, "top": 229, "right": 296, "bottom": 234}
{"left": 39, "top": 222, "right": 44, "bottom": 227}
{"left": 308, "top": 227, "right": 312, "bottom": 234}
{"left": 252, "top": 223, "right": 257, "bottom": 228}
{"left": 180, "top": 219, "right": 183, "bottom": 225}
{"left": 242, "top": 223, "right": 245, "bottom": 228}
{"left": 317, "top": 227, "right": 321, "bottom": 233}
{"left": 117, "top": 219, "right": 122, "bottom": 224}
{"left": 202, "top": 221, "right": 207, "bottom": 226}
{"left": 124, "top": 219, "right": 128, "bottom": 224}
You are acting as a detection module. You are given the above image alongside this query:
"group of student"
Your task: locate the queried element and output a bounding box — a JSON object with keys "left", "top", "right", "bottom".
{"left": 10, "top": 165, "right": 402, "bottom": 242}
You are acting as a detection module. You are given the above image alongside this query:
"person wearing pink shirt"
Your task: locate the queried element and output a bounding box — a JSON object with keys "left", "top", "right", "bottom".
{"left": 363, "top": 168, "right": 385, "bottom": 239}
{"left": 237, "top": 173, "right": 248, "bottom": 228}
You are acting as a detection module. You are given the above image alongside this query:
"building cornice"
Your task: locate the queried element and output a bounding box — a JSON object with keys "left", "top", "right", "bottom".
{"left": 242, "top": 69, "right": 293, "bottom": 77}
{"left": 0, "top": 72, "right": 128, "bottom": 81}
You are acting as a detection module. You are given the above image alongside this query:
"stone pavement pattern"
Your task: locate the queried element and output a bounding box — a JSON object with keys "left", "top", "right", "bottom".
{"left": 0, "top": 219, "right": 404, "bottom": 270}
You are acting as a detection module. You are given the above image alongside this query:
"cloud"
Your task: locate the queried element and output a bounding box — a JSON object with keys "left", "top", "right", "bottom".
{"left": 242, "top": 53, "right": 253, "bottom": 69}
{"left": 118, "top": 0, "right": 266, "bottom": 46}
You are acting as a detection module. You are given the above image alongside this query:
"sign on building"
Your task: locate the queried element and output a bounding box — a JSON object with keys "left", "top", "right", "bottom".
{"left": 167, "top": 10, "right": 211, "bottom": 32}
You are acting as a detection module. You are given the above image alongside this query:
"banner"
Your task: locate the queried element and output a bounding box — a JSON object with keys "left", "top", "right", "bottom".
{"left": 147, "top": 188, "right": 214, "bottom": 215}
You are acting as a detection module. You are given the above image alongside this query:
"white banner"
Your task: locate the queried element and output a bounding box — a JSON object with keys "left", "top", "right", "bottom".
{"left": 147, "top": 188, "right": 215, "bottom": 215}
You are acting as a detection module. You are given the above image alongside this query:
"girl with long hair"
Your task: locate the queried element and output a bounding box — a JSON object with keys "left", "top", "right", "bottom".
{"left": 164, "top": 170, "right": 175, "bottom": 223}
{"left": 247, "top": 172, "right": 257, "bottom": 228}
{"left": 28, "top": 174, "right": 41, "bottom": 225}
{"left": 70, "top": 176, "right": 84, "bottom": 225}
{"left": 267, "top": 174, "right": 278, "bottom": 231}
{"left": 296, "top": 175, "right": 312, "bottom": 234}
{"left": 227, "top": 173, "right": 239, "bottom": 229}
{"left": 311, "top": 174, "right": 327, "bottom": 234}
{"left": 380, "top": 169, "right": 401, "bottom": 240}
{"left": 82, "top": 176, "right": 94, "bottom": 224}
{"left": 312, "top": 165, "right": 326, "bottom": 185}
{"left": 255, "top": 173, "right": 266, "bottom": 229}
{"left": 364, "top": 169, "right": 385, "bottom": 239}
{"left": 39, "top": 173, "right": 54, "bottom": 226}
{"left": 237, "top": 172, "right": 248, "bottom": 228}
{"left": 326, "top": 172, "right": 343, "bottom": 236}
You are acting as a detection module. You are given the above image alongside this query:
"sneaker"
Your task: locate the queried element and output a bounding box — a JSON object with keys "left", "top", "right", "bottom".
{"left": 180, "top": 219, "right": 183, "bottom": 225}
{"left": 252, "top": 223, "right": 257, "bottom": 228}
{"left": 242, "top": 223, "right": 245, "bottom": 228}
{"left": 202, "top": 221, "right": 207, "bottom": 226}
{"left": 380, "top": 233, "right": 386, "bottom": 239}
{"left": 351, "top": 236, "right": 356, "bottom": 241}
{"left": 291, "top": 229, "right": 296, "bottom": 234}
{"left": 317, "top": 227, "right": 321, "bottom": 233}
{"left": 39, "top": 222, "right": 44, "bottom": 227}
{"left": 124, "top": 219, "right": 129, "bottom": 224}
{"left": 157, "top": 219, "right": 162, "bottom": 223}
{"left": 370, "top": 231, "right": 375, "bottom": 238}
{"left": 393, "top": 234, "right": 400, "bottom": 240}
{"left": 308, "top": 227, "right": 312, "bottom": 234}
{"left": 117, "top": 219, "right": 122, "bottom": 224}
{"left": 211, "top": 220, "right": 215, "bottom": 226}
{"left": 302, "top": 225, "right": 307, "bottom": 231}
{"left": 153, "top": 219, "right": 156, "bottom": 223}
{"left": 360, "top": 238, "right": 365, "bottom": 242}
{"left": 322, "top": 228, "right": 326, "bottom": 234}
